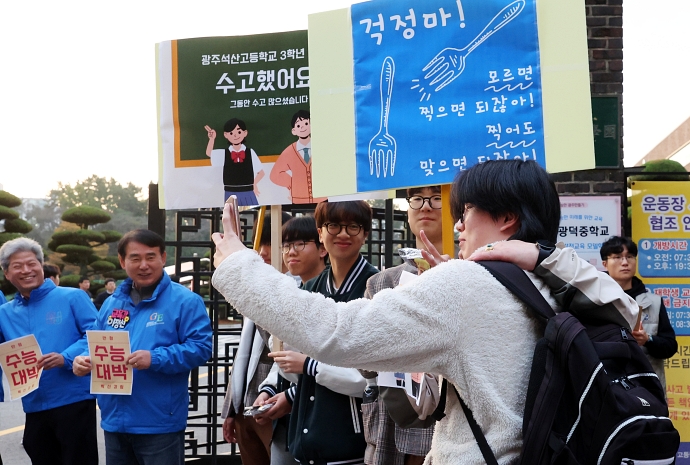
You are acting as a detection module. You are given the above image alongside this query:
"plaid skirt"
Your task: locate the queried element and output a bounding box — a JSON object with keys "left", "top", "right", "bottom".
{"left": 361, "top": 398, "right": 434, "bottom": 465}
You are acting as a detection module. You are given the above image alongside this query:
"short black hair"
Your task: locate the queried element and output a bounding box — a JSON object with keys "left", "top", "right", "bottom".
{"left": 282, "top": 216, "right": 321, "bottom": 246}
{"left": 260, "top": 212, "right": 293, "bottom": 246}
{"left": 600, "top": 236, "right": 637, "bottom": 260}
{"left": 314, "top": 201, "right": 373, "bottom": 233}
{"left": 78, "top": 276, "right": 90, "bottom": 284}
{"left": 291, "top": 110, "right": 310, "bottom": 128}
{"left": 118, "top": 229, "right": 166, "bottom": 258}
{"left": 451, "top": 160, "right": 560, "bottom": 243}
{"left": 43, "top": 264, "right": 60, "bottom": 279}
{"left": 407, "top": 185, "right": 441, "bottom": 197}
{"left": 104, "top": 278, "right": 116, "bottom": 285}
{"left": 224, "top": 118, "right": 247, "bottom": 133}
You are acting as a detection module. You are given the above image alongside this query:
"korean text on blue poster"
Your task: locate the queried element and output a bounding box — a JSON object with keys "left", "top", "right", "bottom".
{"left": 351, "top": 0, "right": 545, "bottom": 191}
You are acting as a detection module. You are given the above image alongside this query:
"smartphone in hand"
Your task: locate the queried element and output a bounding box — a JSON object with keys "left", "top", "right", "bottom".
{"left": 243, "top": 402, "right": 275, "bottom": 417}
{"left": 225, "top": 195, "right": 241, "bottom": 236}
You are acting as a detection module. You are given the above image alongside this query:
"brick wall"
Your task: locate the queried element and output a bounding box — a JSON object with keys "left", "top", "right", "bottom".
{"left": 554, "top": 0, "right": 625, "bottom": 223}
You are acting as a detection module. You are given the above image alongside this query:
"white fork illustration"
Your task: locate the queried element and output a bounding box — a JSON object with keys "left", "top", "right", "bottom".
{"left": 368, "top": 56, "right": 397, "bottom": 178}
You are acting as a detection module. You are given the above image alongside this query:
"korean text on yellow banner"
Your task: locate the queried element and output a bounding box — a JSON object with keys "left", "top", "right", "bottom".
{"left": 632, "top": 180, "right": 690, "bottom": 458}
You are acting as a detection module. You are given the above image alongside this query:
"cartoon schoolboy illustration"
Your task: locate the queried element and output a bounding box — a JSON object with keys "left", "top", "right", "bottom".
{"left": 205, "top": 119, "right": 265, "bottom": 206}
{"left": 270, "top": 110, "right": 326, "bottom": 204}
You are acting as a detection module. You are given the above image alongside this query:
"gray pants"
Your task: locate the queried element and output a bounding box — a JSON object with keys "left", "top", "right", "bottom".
{"left": 271, "top": 423, "right": 296, "bottom": 465}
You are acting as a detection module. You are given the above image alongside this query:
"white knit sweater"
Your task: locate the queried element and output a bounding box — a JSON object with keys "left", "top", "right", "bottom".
{"left": 213, "top": 249, "right": 558, "bottom": 465}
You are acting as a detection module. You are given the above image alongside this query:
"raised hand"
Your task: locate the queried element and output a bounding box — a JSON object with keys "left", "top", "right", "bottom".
{"left": 211, "top": 201, "right": 248, "bottom": 267}
{"left": 204, "top": 125, "right": 216, "bottom": 141}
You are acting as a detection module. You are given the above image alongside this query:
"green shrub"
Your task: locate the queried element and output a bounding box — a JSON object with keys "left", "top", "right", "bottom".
{"left": 59, "top": 275, "right": 81, "bottom": 288}
{"left": 0, "top": 206, "right": 19, "bottom": 221}
{"left": 630, "top": 160, "right": 688, "bottom": 185}
{"left": 0, "top": 191, "right": 21, "bottom": 208}
{"left": 101, "top": 230, "right": 123, "bottom": 243}
{"left": 4, "top": 218, "right": 32, "bottom": 234}
{"left": 104, "top": 269, "right": 128, "bottom": 280}
{"left": 103, "top": 256, "right": 121, "bottom": 266}
{"left": 0, "top": 232, "right": 22, "bottom": 247}
{"left": 91, "top": 260, "right": 117, "bottom": 272}
{"left": 62, "top": 206, "right": 111, "bottom": 228}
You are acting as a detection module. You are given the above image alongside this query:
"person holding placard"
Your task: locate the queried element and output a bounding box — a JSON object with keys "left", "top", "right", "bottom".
{"left": 73, "top": 229, "right": 213, "bottom": 465}
{"left": 0, "top": 237, "right": 98, "bottom": 465}
{"left": 600, "top": 236, "right": 678, "bottom": 391}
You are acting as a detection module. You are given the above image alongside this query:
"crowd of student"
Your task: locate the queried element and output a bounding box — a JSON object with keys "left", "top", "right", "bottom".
{"left": 212, "top": 159, "right": 677, "bottom": 465}
{"left": 0, "top": 159, "right": 677, "bottom": 465}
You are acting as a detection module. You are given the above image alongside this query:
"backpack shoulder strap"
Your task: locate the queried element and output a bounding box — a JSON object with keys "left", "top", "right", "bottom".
{"left": 476, "top": 260, "right": 556, "bottom": 321}
{"left": 431, "top": 261, "right": 556, "bottom": 464}
{"left": 433, "top": 379, "right": 500, "bottom": 465}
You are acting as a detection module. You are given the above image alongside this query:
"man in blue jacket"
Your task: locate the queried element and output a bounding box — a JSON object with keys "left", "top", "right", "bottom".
{"left": 0, "top": 237, "right": 98, "bottom": 465}
{"left": 73, "top": 229, "right": 213, "bottom": 465}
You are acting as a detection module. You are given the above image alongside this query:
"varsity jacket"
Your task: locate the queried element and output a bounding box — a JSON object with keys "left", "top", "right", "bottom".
{"left": 212, "top": 245, "right": 638, "bottom": 465}
{"left": 0, "top": 280, "right": 96, "bottom": 413}
{"left": 96, "top": 273, "right": 213, "bottom": 434}
{"left": 285, "top": 255, "right": 378, "bottom": 464}
{"left": 625, "top": 276, "right": 678, "bottom": 388}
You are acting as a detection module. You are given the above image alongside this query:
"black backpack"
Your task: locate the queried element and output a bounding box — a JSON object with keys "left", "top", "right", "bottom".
{"left": 435, "top": 261, "right": 680, "bottom": 465}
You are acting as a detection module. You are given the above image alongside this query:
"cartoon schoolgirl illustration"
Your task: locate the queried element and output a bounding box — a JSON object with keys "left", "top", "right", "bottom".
{"left": 205, "top": 118, "right": 265, "bottom": 206}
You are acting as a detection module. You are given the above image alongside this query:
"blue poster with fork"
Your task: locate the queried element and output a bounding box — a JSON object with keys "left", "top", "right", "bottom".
{"left": 351, "top": 0, "right": 545, "bottom": 191}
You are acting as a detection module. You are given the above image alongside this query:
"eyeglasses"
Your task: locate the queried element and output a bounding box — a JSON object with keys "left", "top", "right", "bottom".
{"left": 407, "top": 195, "right": 442, "bottom": 210}
{"left": 607, "top": 255, "right": 636, "bottom": 262}
{"left": 281, "top": 240, "right": 315, "bottom": 254}
{"left": 458, "top": 204, "right": 474, "bottom": 223}
{"left": 322, "top": 222, "right": 363, "bottom": 236}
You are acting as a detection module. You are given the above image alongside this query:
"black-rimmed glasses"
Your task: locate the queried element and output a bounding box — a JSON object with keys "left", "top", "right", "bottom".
{"left": 606, "top": 255, "right": 636, "bottom": 263}
{"left": 281, "top": 240, "right": 316, "bottom": 254}
{"left": 322, "top": 222, "right": 363, "bottom": 236}
{"left": 406, "top": 195, "right": 442, "bottom": 210}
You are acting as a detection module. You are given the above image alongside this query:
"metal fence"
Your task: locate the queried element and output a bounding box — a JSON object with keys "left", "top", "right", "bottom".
{"left": 148, "top": 198, "right": 413, "bottom": 463}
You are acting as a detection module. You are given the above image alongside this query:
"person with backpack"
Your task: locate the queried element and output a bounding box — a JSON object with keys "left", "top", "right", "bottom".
{"left": 601, "top": 236, "right": 678, "bottom": 389}
{"left": 210, "top": 160, "right": 652, "bottom": 465}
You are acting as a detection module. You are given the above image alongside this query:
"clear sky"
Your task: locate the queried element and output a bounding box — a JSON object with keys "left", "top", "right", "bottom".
{"left": 1, "top": 0, "right": 687, "bottom": 199}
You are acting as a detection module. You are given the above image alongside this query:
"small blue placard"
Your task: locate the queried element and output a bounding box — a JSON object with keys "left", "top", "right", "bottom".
{"left": 638, "top": 238, "right": 690, "bottom": 278}
{"left": 677, "top": 442, "right": 690, "bottom": 464}
{"left": 351, "top": 0, "right": 545, "bottom": 191}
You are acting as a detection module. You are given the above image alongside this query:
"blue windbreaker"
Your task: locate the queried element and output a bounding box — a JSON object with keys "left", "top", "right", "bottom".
{"left": 0, "top": 280, "right": 96, "bottom": 413}
{"left": 0, "top": 290, "right": 5, "bottom": 401}
{"left": 96, "top": 272, "right": 213, "bottom": 434}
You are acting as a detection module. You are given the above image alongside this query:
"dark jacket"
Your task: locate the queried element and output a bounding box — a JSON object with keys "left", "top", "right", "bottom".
{"left": 287, "top": 255, "right": 378, "bottom": 463}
